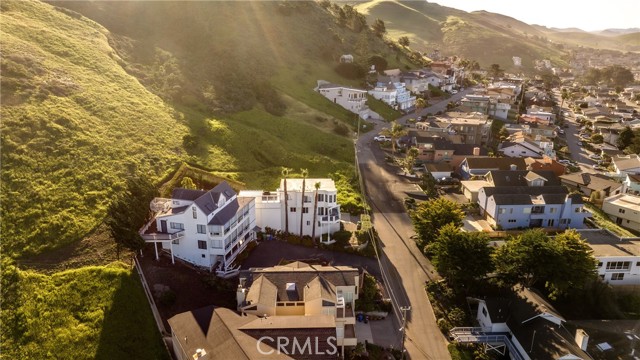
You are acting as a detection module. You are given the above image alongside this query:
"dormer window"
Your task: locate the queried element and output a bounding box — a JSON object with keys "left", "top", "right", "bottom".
{"left": 192, "top": 206, "right": 197, "bottom": 219}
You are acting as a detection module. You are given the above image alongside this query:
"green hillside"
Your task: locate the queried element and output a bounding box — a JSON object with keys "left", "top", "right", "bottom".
{"left": 355, "top": 0, "right": 569, "bottom": 70}
{"left": 1, "top": 261, "right": 169, "bottom": 359}
{"left": 0, "top": 0, "right": 186, "bottom": 258}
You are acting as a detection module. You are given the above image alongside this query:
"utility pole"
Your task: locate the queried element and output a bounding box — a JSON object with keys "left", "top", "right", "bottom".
{"left": 400, "top": 306, "right": 411, "bottom": 360}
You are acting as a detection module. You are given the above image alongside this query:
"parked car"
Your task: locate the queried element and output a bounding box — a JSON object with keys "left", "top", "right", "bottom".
{"left": 374, "top": 135, "right": 391, "bottom": 142}
{"left": 588, "top": 154, "right": 602, "bottom": 160}
{"left": 451, "top": 90, "right": 458, "bottom": 94}
{"left": 558, "top": 159, "right": 571, "bottom": 165}
{"left": 437, "top": 177, "right": 460, "bottom": 185}
{"left": 558, "top": 129, "right": 565, "bottom": 135}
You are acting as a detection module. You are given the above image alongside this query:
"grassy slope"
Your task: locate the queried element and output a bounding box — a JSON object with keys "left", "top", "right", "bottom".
{"left": 2, "top": 262, "right": 169, "bottom": 359}
{"left": 0, "top": 0, "right": 185, "bottom": 258}
{"left": 355, "top": 0, "right": 568, "bottom": 70}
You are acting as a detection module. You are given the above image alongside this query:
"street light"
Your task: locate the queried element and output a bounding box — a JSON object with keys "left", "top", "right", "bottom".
{"left": 400, "top": 306, "right": 411, "bottom": 360}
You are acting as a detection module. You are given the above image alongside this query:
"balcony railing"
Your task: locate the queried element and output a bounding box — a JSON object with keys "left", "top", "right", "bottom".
{"left": 141, "top": 230, "right": 185, "bottom": 242}
{"left": 450, "top": 327, "right": 524, "bottom": 360}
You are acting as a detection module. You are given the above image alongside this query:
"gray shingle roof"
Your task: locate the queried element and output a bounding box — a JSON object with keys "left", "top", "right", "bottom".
{"left": 193, "top": 181, "right": 236, "bottom": 215}
{"left": 172, "top": 188, "right": 207, "bottom": 201}
{"left": 465, "top": 157, "right": 527, "bottom": 171}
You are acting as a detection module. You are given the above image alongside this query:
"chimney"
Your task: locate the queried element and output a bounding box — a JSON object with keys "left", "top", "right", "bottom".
{"left": 236, "top": 280, "right": 247, "bottom": 309}
{"left": 510, "top": 164, "right": 518, "bottom": 171}
{"left": 575, "top": 329, "right": 589, "bottom": 351}
{"left": 473, "top": 147, "right": 480, "bottom": 156}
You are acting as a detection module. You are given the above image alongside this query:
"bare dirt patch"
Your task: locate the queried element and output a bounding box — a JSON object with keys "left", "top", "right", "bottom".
{"left": 137, "top": 245, "right": 236, "bottom": 329}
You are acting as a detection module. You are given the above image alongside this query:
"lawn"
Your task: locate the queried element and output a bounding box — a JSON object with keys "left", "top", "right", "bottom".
{"left": 1, "top": 262, "right": 169, "bottom": 359}
{"left": 585, "top": 203, "right": 636, "bottom": 238}
{"left": 367, "top": 95, "right": 403, "bottom": 121}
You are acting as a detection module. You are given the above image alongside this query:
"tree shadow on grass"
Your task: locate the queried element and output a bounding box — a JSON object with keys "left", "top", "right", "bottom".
{"left": 95, "top": 270, "right": 170, "bottom": 360}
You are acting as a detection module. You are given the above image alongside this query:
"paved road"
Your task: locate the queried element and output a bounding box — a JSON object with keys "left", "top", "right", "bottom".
{"left": 357, "top": 99, "right": 454, "bottom": 359}
{"left": 396, "top": 88, "right": 474, "bottom": 125}
{"left": 552, "top": 91, "right": 598, "bottom": 174}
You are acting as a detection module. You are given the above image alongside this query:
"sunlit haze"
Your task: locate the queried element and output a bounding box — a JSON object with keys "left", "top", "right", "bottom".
{"left": 432, "top": 0, "right": 639, "bottom": 32}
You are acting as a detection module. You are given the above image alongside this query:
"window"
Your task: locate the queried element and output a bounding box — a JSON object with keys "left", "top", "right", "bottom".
{"left": 170, "top": 222, "right": 184, "bottom": 230}
{"left": 499, "top": 208, "right": 507, "bottom": 214}
{"left": 611, "top": 273, "right": 625, "bottom": 281}
{"left": 172, "top": 200, "right": 179, "bottom": 205}
{"left": 306, "top": 221, "right": 310, "bottom": 226}
{"left": 619, "top": 208, "right": 626, "bottom": 214}
{"left": 302, "top": 207, "right": 309, "bottom": 214}
{"left": 304, "top": 196, "right": 311, "bottom": 203}
{"left": 597, "top": 262, "right": 603, "bottom": 267}
{"left": 290, "top": 207, "right": 297, "bottom": 212}
{"left": 637, "top": 262, "right": 640, "bottom": 267}
{"left": 192, "top": 207, "right": 197, "bottom": 219}
{"left": 550, "top": 208, "right": 557, "bottom": 214}
{"left": 509, "top": 208, "right": 513, "bottom": 214}
{"left": 197, "top": 225, "right": 206, "bottom": 234}
{"left": 197, "top": 240, "right": 207, "bottom": 249}
{"left": 482, "top": 307, "right": 487, "bottom": 317}
{"left": 606, "top": 261, "right": 630, "bottom": 270}
{"left": 523, "top": 208, "right": 531, "bottom": 214}
{"left": 318, "top": 194, "right": 325, "bottom": 202}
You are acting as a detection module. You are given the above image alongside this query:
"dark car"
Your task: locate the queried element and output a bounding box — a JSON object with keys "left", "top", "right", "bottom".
{"left": 437, "top": 177, "right": 460, "bottom": 185}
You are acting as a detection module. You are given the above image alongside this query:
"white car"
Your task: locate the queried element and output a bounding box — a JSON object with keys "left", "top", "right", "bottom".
{"left": 374, "top": 135, "right": 391, "bottom": 142}
{"left": 451, "top": 90, "right": 458, "bottom": 94}
{"left": 558, "top": 160, "right": 571, "bottom": 165}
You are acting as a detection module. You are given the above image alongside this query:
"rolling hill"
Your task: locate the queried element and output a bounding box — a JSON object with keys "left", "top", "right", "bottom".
{"left": 355, "top": 0, "right": 639, "bottom": 70}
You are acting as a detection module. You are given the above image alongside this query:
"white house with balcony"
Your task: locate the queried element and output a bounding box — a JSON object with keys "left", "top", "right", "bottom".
{"left": 239, "top": 178, "right": 341, "bottom": 242}
{"left": 236, "top": 262, "right": 360, "bottom": 357}
{"left": 576, "top": 229, "right": 640, "bottom": 286}
{"left": 315, "top": 80, "right": 370, "bottom": 119}
{"left": 140, "top": 182, "right": 257, "bottom": 276}
{"left": 368, "top": 82, "right": 398, "bottom": 107}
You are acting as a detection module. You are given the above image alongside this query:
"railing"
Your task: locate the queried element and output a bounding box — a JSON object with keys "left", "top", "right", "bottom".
{"left": 450, "top": 327, "right": 525, "bottom": 360}
{"left": 141, "top": 230, "right": 185, "bottom": 242}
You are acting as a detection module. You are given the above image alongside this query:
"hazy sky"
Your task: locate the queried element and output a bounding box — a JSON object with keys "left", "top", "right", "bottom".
{"left": 431, "top": 0, "right": 639, "bottom": 32}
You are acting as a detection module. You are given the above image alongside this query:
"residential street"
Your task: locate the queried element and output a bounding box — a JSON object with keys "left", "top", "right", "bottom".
{"left": 355, "top": 98, "right": 459, "bottom": 359}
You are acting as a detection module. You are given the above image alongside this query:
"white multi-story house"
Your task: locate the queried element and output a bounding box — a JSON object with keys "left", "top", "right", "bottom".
{"left": 478, "top": 183, "right": 590, "bottom": 230}
{"left": 393, "top": 81, "right": 416, "bottom": 112}
{"left": 239, "top": 178, "right": 341, "bottom": 240}
{"left": 368, "top": 82, "right": 397, "bottom": 107}
{"left": 237, "top": 262, "right": 360, "bottom": 357}
{"left": 140, "top": 182, "right": 257, "bottom": 276}
{"left": 602, "top": 193, "right": 640, "bottom": 232}
{"left": 576, "top": 229, "right": 640, "bottom": 286}
{"left": 315, "top": 80, "right": 369, "bottom": 119}
{"left": 499, "top": 139, "right": 544, "bottom": 158}
{"left": 623, "top": 174, "right": 640, "bottom": 195}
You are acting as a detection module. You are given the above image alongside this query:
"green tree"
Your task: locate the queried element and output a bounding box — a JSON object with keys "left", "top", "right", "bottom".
{"left": 404, "top": 147, "right": 420, "bottom": 174}
{"left": 180, "top": 176, "right": 196, "bottom": 190}
{"left": 379, "top": 120, "right": 408, "bottom": 154}
{"left": 368, "top": 55, "right": 388, "bottom": 73}
{"left": 616, "top": 126, "right": 634, "bottom": 150}
{"left": 430, "top": 224, "right": 494, "bottom": 290}
{"left": 415, "top": 97, "right": 427, "bottom": 117}
{"left": 372, "top": 18, "right": 386, "bottom": 37}
{"left": 628, "top": 129, "right": 640, "bottom": 154}
{"left": 299, "top": 168, "right": 308, "bottom": 237}
{"left": 489, "top": 63, "right": 504, "bottom": 79}
{"left": 106, "top": 175, "right": 157, "bottom": 257}
{"left": 546, "top": 230, "right": 598, "bottom": 299}
{"left": 282, "top": 167, "right": 291, "bottom": 234}
{"left": 420, "top": 173, "right": 437, "bottom": 199}
{"left": 560, "top": 88, "right": 569, "bottom": 108}
{"left": 398, "top": 36, "right": 410, "bottom": 47}
{"left": 590, "top": 133, "right": 604, "bottom": 144}
{"left": 493, "top": 229, "right": 598, "bottom": 299}
{"left": 311, "top": 181, "right": 321, "bottom": 244}
{"left": 410, "top": 197, "right": 464, "bottom": 250}
{"left": 498, "top": 126, "right": 510, "bottom": 141}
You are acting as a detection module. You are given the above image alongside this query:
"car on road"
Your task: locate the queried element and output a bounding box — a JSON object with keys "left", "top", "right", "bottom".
{"left": 588, "top": 154, "right": 602, "bottom": 160}
{"left": 557, "top": 129, "right": 565, "bottom": 135}
{"left": 437, "top": 176, "right": 460, "bottom": 185}
{"left": 592, "top": 164, "right": 606, "bottom": 171}
{"left": 558, "top": 159, "right": 572, "bottom": 165}
{"left": 451, "top": 90, "right": 458, "bottom": 94}
{"left": 374, "top": 135, "right": 391, "bottom": 142}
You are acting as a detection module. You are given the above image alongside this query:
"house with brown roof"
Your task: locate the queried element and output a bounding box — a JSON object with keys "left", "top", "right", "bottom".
{"left": 524, "top": 157, "right": 565, "bottom": 177}
{"left": 559, "top": 172, "right": 623, "bottom": 199}
{"left": 168, "top": 306, "right": 339, "bottom": 360}
{"left": 236, "top": 262, "right": 361, "bottom": 357}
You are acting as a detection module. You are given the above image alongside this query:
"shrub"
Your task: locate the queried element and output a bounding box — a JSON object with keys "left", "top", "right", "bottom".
{"left": 334, "top": 62, "right": 366, "bottom": 79}
{"left": 437, "top": 317, "right": 453, "bottom": 334}
{"left": 333, "top": 122, "right": 351, "bottom": 136}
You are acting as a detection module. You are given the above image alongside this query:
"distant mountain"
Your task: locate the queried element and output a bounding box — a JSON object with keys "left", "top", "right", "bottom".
{"left": 596, "top": 28, "right": 640, "bottom": 36}
{"left": 355, "top": 0, "right": 639, "bottom": 69}
{"left": 355, "top": 0, "right": 568, "bottom": 70}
